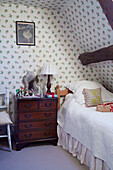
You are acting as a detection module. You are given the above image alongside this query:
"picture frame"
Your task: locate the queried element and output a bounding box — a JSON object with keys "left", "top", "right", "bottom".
{"left": 16, "top": 21, "right": 35, "bottom": 46}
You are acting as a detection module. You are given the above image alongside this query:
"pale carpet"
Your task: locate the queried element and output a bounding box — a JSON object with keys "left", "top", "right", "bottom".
{"left": 0, "top": 143, "right": 89, "bottom": 170}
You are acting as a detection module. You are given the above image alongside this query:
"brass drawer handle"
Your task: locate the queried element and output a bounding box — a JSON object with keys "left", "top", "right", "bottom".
{"left": 25, "top": 124, "right": 32, "bottom": 129}
{"left": 44, "top": 132, "right": 51, "bottom": 136}
{"left": 44, "top": 113, "right": 52, "bottom": 117}
{"left": 24, "top": 133, "right": 32, "bottom": 138}
{"left": 24, "top": 104, "right": 32, "bottom": 108}
{"left": 44, "top": 122, "right": 52, "bottom": 127}
{"left": 24, "top": 114, "right": 32, "bottom": 118}
{"left": 45, "top": 103, "right": 52, "bottom": 107}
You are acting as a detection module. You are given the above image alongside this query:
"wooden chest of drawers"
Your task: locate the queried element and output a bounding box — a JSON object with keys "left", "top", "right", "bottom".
{"left": 14, "top": 97, "right": 58, "bottom": 150}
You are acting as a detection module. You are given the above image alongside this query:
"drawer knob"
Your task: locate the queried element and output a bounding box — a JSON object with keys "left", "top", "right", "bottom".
{"left": 24, "top": 104, "right": 32, "bottom": 108}
{"left": 24, "top": 114, "right": 32, "bottom": 118}
{"left": 45, "top": 103, "right": 52, "bottom": 107}
{"left": 44, "top": 113, "right": 52, "bottom": 117}
{"left": 24, "top": 133, "right": 32, "bottom": 138}
{"left": 25, "top": 123, "right": 32, "bottom": 129}
{"left": 44, "top": 132, "right": 51, "bottom": 136}
{"left": 44, "top": 122, "right": 52, "bottom": 127}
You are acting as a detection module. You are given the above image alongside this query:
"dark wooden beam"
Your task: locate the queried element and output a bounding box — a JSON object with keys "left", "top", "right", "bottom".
{"left": 79, "top": 45, "right": 113, "bottom": 65}
{"left": 98, "top": 0, "right": 113, "bottom": 30}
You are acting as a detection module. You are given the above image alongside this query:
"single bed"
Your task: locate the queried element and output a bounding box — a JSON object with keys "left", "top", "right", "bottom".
{"left": 56, "top": 80, "right": 113, "bottom": 170}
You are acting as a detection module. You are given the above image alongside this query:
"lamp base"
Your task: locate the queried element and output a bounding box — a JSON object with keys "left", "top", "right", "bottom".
{"left": 47, "top": 75, "right": 51, "bottom": 93}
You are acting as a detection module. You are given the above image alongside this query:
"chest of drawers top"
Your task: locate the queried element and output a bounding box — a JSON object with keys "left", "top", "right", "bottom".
{"left": 16, "top": 97, "right": 57, "bottom": 112}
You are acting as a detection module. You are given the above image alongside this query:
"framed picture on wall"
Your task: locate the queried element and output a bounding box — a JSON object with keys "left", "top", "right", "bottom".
{"left": 16, "top": 21, "right": 35, "bottom": 46}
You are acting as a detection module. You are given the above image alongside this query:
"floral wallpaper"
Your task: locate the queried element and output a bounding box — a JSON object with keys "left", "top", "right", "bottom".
{"left": 0, "top": 0, "right": 113, "bottom": 118}
{"left": 0, "top": 3, "right": 83, "bottom": 118}
{"left": 0, "top": 0, "right": 69, "bottom": 11}
{"left": 0, "top": 3, "right": 85, "bottom": 95}
{"left": 63, "top": 0, "right": 113, "bottom": 91}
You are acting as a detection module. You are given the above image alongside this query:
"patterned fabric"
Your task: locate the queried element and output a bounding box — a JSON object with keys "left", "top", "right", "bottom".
{"left": 96, "top": 103, "right": 113, "bottom": 112}
{"left": 57, "top": 125, "right": 110, "bottom": 170}
{"left": 0, "top": 111, "right": 13, "bottom": 125}
{"left": 83, "top": 88, "right": 102, "bottom": 107}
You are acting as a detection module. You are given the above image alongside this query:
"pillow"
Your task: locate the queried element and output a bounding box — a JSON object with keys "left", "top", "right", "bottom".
{"left": 65, "top": 93, "right": 73, "bottom": 101}
{"left": 65, "top": 80, "right": 113, "bottom": 104}
{"left": 65, "top": 80, "right": 102, "bottom": 93}
{"left": 83, "top": 88, "right": 102, "bottom": 107}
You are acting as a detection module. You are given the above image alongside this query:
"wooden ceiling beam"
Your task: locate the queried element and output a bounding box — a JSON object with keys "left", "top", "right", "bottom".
{"left": 98, "top": 0, "right": 113, "bottom": 30}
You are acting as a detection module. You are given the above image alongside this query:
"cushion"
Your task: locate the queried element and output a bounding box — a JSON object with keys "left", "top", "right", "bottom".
{"left": 96, "top": 103, "right": 113, "bottom": 112}
{"left": 0, "top": 111, "right": 13, "bottom": 125}
{"left": 65, "top": 80, "right": 113, "bottom": 104}
{"left": 83, "top": 88, "right": 102, "bottom": 107}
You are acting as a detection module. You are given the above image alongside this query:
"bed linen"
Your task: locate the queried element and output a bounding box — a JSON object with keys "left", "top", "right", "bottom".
{"left": 57, "top": 94, "right": 113, "bottom": 170}
{"left": 57, "top": 125, "right": 110, "bottom": 170}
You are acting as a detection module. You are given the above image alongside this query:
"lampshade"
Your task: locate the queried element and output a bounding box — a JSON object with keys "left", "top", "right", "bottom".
{"left": 40, "top": 63, "right": 58, "bottom": 94}
{"left": 40, "top": 63, "right": 58, "bottom": 75}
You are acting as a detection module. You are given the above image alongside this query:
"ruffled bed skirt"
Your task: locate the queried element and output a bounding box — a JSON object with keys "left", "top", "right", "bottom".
{"left": 57, "top": 125, "right": 110, "bottom": 170}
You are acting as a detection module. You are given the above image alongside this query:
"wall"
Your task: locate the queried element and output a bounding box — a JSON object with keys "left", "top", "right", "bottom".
{"left": 0, "top": 1, "right": 113, "bottom": 117}
{"left": 0, "top": 3, "right": 84, "bottom": 117}
{"left": 0, "top": 3, "right": 96, "bottom": 94}
{"left": 65, "top": 0, "right": 113, "bottom": 91}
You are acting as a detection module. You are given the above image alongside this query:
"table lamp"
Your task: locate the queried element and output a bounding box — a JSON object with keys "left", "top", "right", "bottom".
{"left": 40, "top": 63, "right": 58, "bottom": 93}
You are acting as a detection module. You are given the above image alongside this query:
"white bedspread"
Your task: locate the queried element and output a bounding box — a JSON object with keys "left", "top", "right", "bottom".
{"left": 57, "top": 95, "right": 113, "bottom": 170}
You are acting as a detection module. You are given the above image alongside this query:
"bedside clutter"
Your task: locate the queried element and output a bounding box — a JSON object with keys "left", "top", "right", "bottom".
{"left": 16, "top": 86, "right": 57, "bottom": 99}
{"left": 45, "top": 92, "right": 58, "bottom": 98}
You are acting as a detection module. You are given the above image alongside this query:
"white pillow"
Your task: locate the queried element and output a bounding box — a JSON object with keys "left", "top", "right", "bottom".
{"left": 65, "top": 80, "right": 102, "bottom": 93}
{"left": 65, "top": 93, "right": 73, "bottom": 101}
{"left": 65, "top": 80, "right": 113, "bottom": 104}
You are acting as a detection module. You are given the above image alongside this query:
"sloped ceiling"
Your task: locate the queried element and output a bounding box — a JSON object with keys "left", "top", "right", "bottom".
{"left": 2, "top": 0, "right": 113, "bottom": 28}
{"left": 0, "top": 0, "right": 70, "bottom": 11}
{"left": 1, "top": 0, "right": 113, "bottom": 23}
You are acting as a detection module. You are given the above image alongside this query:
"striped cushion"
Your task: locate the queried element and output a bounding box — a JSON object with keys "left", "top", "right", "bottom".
{"left": 83, "top": 88, "right": 102, "bottom": 107}
{"left": 0, "top": 111, "right": 13, "bottom": 125}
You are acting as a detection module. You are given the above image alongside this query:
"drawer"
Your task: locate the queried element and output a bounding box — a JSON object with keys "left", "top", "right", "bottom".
{"left": 39, "top": 100, "right": 57, "bottom": 109}
{"left": 19, "top": 120, "right": 56, "bottom": 130}
{"left": 18, "top": 129, "right": 56, "bottom": 141}
{"left": 18, "top": 101, "right": 37, "bottom": 112}
{"left": 19, "top": 111, "right": 56, "bottom": 121}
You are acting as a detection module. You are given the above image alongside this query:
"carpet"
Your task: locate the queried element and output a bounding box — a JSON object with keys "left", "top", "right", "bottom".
{"left": 0, "top": 143, "right": 89, "bottom": 170}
